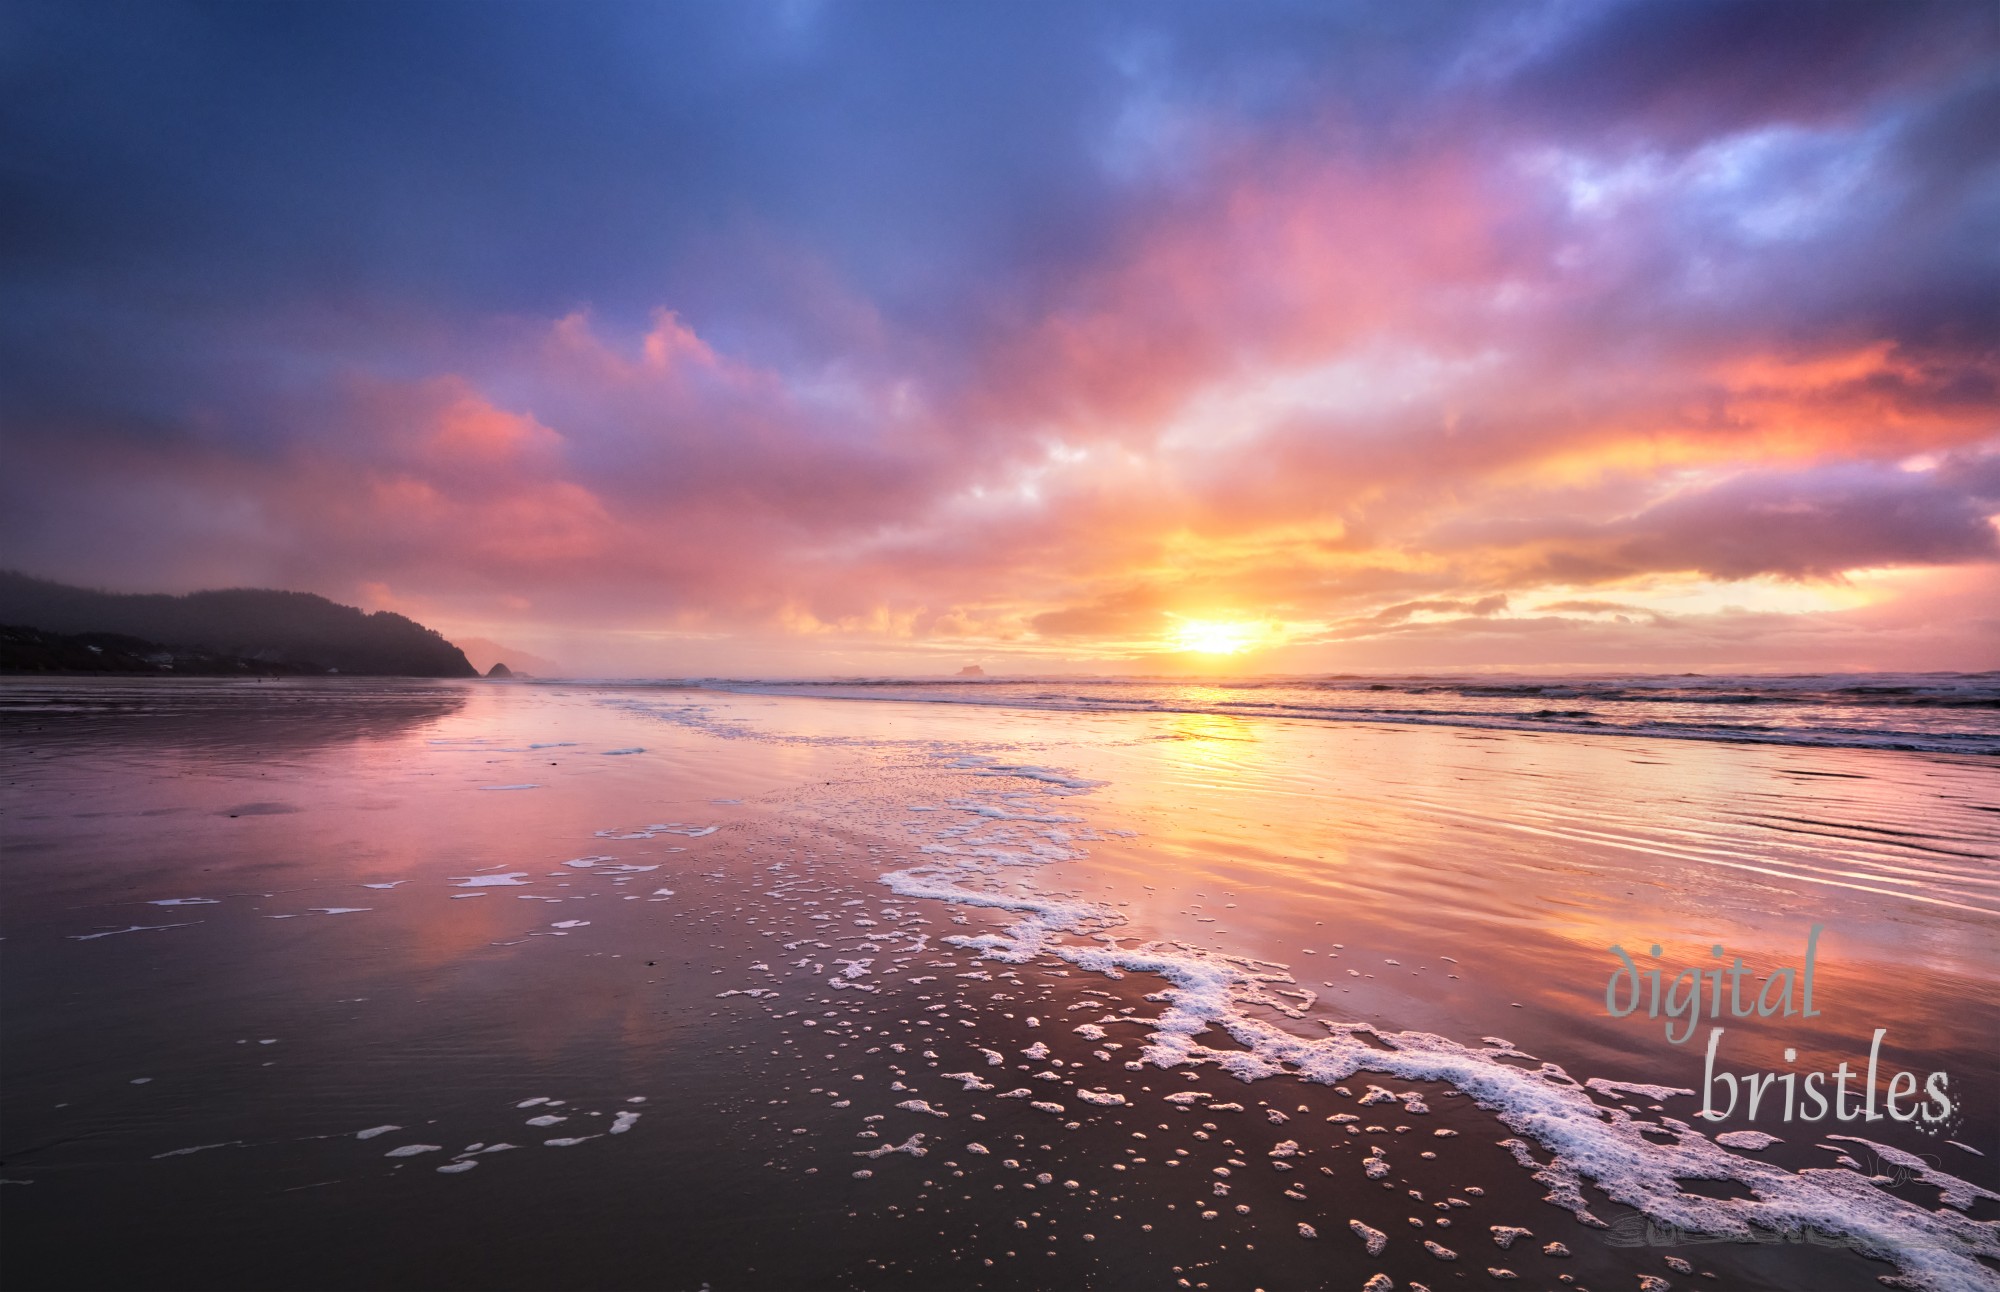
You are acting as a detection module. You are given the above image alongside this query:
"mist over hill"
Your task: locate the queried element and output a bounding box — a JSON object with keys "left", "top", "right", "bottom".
{"left": 0, "top": 572, "right": 477, "bottom": 677}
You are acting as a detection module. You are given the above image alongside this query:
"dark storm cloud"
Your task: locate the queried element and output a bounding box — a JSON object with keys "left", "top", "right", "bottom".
{"left": 1501, "top": 0, "right": 1996, "bottom": 144}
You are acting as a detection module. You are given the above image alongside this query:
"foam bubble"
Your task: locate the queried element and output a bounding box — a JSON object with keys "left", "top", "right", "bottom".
{"left": 68, "top": 922, "right": 200, "bottom": 940}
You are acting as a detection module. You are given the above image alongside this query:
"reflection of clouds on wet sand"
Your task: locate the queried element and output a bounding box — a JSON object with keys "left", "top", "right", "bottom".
{"left": 5, "top": 680, "right": 1993, "bottom": 1291}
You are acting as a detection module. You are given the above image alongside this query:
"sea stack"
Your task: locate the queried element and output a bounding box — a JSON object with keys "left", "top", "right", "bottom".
{"left": 486, "top": 661, "right": 513, "bottom": 678}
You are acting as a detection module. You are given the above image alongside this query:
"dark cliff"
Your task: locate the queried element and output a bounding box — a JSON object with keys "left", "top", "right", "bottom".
{"left": 0, "top": 572, "right": 479, "bottom": 677}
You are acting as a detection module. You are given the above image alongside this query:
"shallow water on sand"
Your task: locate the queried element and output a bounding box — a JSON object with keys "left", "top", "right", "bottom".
{"left": 2, "top": 678, "right": 1994, "bottom": 1291}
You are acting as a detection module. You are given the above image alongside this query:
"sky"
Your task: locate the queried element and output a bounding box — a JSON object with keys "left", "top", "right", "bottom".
{"left": 3, "top": 0, "right": 1998, "bottom": 676}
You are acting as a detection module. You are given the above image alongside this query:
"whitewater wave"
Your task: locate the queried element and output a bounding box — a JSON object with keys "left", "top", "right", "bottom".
{"left": 607, "top": 672, "right": 2000, "bottom": 757}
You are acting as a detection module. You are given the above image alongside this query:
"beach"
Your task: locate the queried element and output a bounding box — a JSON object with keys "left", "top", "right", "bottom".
{"left": 2, "top": 676, "right": 1995, "bottom": 1291}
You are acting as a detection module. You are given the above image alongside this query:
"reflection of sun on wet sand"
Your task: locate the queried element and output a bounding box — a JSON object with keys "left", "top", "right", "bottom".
{"left": 1, "top": 677, "right": 1994, "bottom": 1292}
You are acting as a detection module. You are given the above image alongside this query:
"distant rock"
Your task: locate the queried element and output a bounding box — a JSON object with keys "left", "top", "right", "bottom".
{"left": 957, "top": 664, "right": 986, "bottom": 677}
{"left": 0, "top": 571, "right": 479, "bottom": 677}
{"left": 453, "top": 636, "right": 563, "bottom": 677}
{"left": 486, "top": 662, "right": 514, "bottom": 678}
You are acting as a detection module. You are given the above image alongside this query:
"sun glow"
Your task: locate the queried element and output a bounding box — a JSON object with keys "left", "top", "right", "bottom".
{"left": 1167, "top": 618, "right": 1269, "bottom": 655}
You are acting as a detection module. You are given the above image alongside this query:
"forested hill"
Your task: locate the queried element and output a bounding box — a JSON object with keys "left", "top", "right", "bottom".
{"left": 0, "top": 572, "right": 478, "bottom": 677}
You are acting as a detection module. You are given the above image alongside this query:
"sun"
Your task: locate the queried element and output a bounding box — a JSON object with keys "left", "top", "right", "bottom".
{"left": 1167, "top": 618, "right": 1267, "bottom": 655}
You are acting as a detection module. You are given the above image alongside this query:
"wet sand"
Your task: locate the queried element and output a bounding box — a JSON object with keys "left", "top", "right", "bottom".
{"left": 1, "top": 678, "right": 1995, "bottom": 1291}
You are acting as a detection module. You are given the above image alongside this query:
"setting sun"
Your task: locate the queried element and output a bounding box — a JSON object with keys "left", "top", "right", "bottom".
{"left": 1167, "top": 618, "right": 1268, "bottom": 655}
